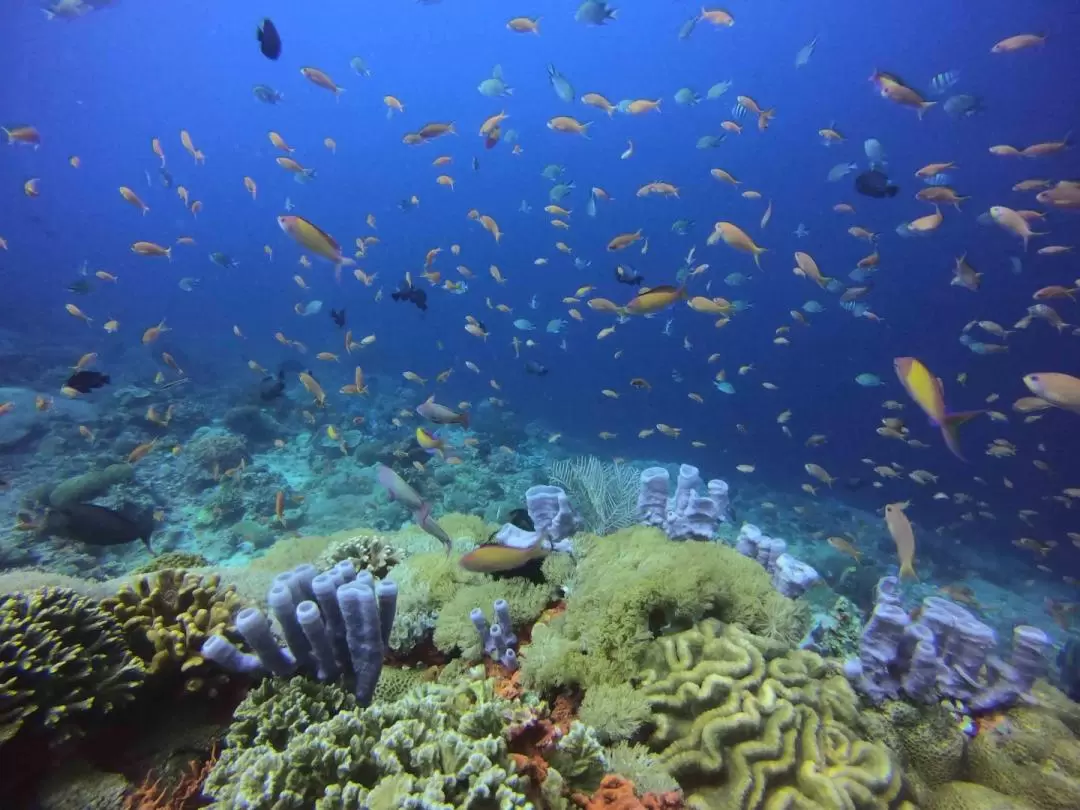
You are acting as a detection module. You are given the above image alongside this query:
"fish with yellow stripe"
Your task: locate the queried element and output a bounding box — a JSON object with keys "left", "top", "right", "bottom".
{"left": 893, "top": 356, "right": 981, "bottom": 460}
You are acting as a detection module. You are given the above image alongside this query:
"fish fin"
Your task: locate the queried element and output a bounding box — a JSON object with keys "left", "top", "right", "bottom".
{"left": 899, "top": 561, "right": 919, "bottom": 581}
{"left": 459, "top": 411, "right": 470, "bottom": 429}
{"left": 940, "top": 410, "right": 983, "bottom": 460}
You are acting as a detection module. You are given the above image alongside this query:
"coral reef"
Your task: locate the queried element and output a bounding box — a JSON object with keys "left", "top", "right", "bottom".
{"left": 571, "top": 774, "right": 684, "bottom": 810}
{"left": 519, "top": 527, "right": 807, "bottom": 693}
{"left": 636, "top": 464, "right": 729, "bottom": 541}
{"left": 638, "top": 618, "right": 912, "bottom": 809}
{"left": 495, "top": 483, "right": 583, "bottom": 552}
{"left": 203, "top": 561, "right": 396, "bottom": 705}
{"left": 471, "top": 597, "right": 520, "bottom": 669}
{"left": 203, "top": 676, "right": 535, "bottom": 809}
{"left": 99, "top": 569, "right": 245, "bottom": 696}
{"left": 435, "top": 576, "right": 558, "bottom": 658}
{"left": 312, "top": 531, "right": 403, "bottom": 578}
{"left": 0, "top": 587, "right": 146, "bottom": 746}
{"left": 846, "top": 576, "right": 1051, "bottom": 710}
{"left": 129, "top": 552, "right": 212, "bottom": 575}
{"left": 578, "top": 683, "right": 652, "bottom": 744}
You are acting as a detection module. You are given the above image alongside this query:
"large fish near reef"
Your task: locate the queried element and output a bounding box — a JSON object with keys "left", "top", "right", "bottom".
{"left": 42, "top": 503, "right": 155, "bottom": 554}
{"left": 893, "top": 357, "right": 981, "bottom": 460}
{"left": 459, "top": 535, "right": 548, "bottom": 573}
{"left": 374, "top": 463, "right": 451, "bottom": 552}
{"left": 416, "top": 395, "right": 470, "bottom": 427}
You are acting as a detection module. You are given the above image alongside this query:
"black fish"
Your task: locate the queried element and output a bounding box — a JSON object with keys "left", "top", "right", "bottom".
{"left": 43, "top": 503, "right": 155, "bottom": 554}
{"left": 259, "top": 369, "right": 286, "bottom": 401}
{"left": 64, "top": 370, "right": 110, "bottom": 394}
{"left": 506, "top": 508, "right": 534, "bottom": 532}
{"left": 615, "top": 265, "right": 643, "bottom": 285}
{"left": 854, "top": 170, "right": 899, "bottom": 199}
{"left": 66, "top": 279, "right": 93, "bottom": 295}
{"left": 330, "top": 308, "right": 346, "bottom": 328}
{"left": 525, "top": 360, "right": 548, "bottom": 376}
{"left": 391, "top": 280, "right": 428, "bottom": 312}
{"left": 257, "top": 18, "right": 282, "bottom": 60}
{"left": 472, "top": 157, "right": 480, "bottom": 172}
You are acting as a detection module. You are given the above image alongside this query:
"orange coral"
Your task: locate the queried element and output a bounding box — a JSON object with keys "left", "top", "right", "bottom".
{"left": 123, "top": 746, "right": 217, "bottom": 810}
{"left": 571, "top": 775, "right": 684, "bottom": 810}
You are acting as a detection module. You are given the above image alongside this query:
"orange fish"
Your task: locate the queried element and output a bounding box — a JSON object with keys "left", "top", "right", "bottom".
{"left": 893, "top": 357, "right": 980, "bottom": 460}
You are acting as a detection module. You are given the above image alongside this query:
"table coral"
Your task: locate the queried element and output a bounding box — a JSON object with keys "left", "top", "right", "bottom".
{"left": 638, "top": 619, "right": 912, "bottom": 809}
{"left": 203, "top": 676, "right": 535, "bottom": 809}
{"left": 100, "top": 569, "right": 245, "bottom": 697}
{"left": 0, "top": 587, "right": 146, "bottom": 746}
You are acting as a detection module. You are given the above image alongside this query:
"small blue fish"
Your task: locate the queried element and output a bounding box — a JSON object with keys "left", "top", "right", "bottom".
{"left": 922, "top": 172, "right": 953, "bottom": 187}
{"left": 927, "top": 70, "right": 960, "bottom": 96}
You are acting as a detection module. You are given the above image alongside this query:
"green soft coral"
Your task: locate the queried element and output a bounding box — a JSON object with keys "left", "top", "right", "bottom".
{"left": 434, "top": 577, "right": 557, "bottom": 657}
{"left": 638, "top": 618, "right": 913, "bottom": 810}
{"left": 203, "top": 676, "right": 534, "bottom": 809}
{"left": 520, "top": 526, "right": 808, "bottom": 692}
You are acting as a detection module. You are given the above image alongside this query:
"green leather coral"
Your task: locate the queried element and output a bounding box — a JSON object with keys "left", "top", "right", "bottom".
{"left": 0, "top": 587, "right": 145, "bottom": 746}
{"left": 203, "top": 676, "right": 534, "bottom": 809}
{"left": 639, "top": 619, "right": 912, "bottom": 809}
{"left": 100, "top": 569, "right": 245, "bottom": 697}
{"left": 520, "top": 526, "right": 807, "bottom": 692}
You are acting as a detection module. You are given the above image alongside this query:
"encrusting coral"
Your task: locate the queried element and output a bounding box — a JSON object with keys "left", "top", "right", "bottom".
{"left": 203, "top": 675, "right": 536, "bottom": 809}
{"left": 0, "top": 587, "right": 146, "bottom": 746}
{"left": 130, "top": 552, "right": 212, "bottom": 576}
{"left": 637, "top": 618, "right": 913, "bottom": 809}
{"left": 519, "top": 526, "right": 808, "bottom": 693}
{"left": 99, "top": 569, "right": 245, "bottom": 697}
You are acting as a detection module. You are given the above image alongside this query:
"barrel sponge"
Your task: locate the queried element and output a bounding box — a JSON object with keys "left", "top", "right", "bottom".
{"left": 0, "top": 587, "right": 146, "bottom": 746}
{"left": 203, "top": 677, "right": 533, "bottom": 809}
{"left": 520, "top": 526, "right": 806, "bottom": 692}
{"left": 99, "top": 569, "right": 246, "bottom": 696}
{"left": 927, "top": 781, "right": 1036, "bottom": 810}
{"left": 638, "top": 619, "right": 910, "bottom": 809}
{"left": 965, "top": 706, "right": 1080, "bottom": 810}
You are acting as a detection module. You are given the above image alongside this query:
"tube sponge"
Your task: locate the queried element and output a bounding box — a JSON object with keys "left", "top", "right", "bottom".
{"left": 636, "top": 464, "right": 729, "bottom": 541}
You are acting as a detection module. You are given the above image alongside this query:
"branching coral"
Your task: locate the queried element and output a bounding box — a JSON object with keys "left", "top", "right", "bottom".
{"left": 638, "top": 619, "right": 912, "bottom": 809}
{"left": 313, "top": 532, "right": 403, "bottom": 578}
{"left": 0, "top": 587, "right": 146, "bottom": 746}
{"left": 519, "top": 527, "right": 808, "bottom": 693}
{"left": 100, "top": 569, "right": 245, "bottom": 696}
{"left": 203, "top": 676, "right": 535, "bottom": 809}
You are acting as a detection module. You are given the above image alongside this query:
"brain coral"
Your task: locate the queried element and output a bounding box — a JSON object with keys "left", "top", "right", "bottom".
{"left": 0, "top": 587, "right": 146, "bottom": 746}
{"left": 99, "top": 569, "right": 245, "bottom": 696}
{"left": 638, "top": 619, "right": 913, "bottom": 810}
{"left": 965, "top": 705, "right": 1080, "bottom": 810}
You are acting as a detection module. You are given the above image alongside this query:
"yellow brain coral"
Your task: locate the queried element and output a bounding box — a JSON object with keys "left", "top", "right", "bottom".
{"left": 100, "top": 569, "right": 245, "bottom": 696}
{"left": 965, "top": 705, "right": 1080, "bottom": 810}
{"left": 639, "top": 619, "right": 914, "bottom": 810}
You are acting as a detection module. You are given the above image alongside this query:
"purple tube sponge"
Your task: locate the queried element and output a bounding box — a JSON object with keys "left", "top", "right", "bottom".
{"left": 849, "top": 601, "right": 911, "bottom": 704}
{"left": 201, "top": 562, "right": 398, "bottom": 706}
{"left": 636, "top": 464, "right": 730, "bottom": 541}
{"left": 526, "top": 484, "right": 582, "bottom": 543}
{"left": 471, "top": 598, "right": 519, "bottom": 671}
{"left": 772, "top": 553, "right": 821, "bottom": 599}
{"left": 1010, "top": 625, "right": 1050, "bottom": 691}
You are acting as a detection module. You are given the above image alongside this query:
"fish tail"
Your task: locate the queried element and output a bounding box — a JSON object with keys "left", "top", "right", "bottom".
{"left": 459, "top": 412, "right": 470, "bottom": 429}
{"left": 899, "top": 561, "right": 919, "bottom": 581}
{"left": 940, "top": 410, "right": 983, "bottom": 460}
{"left": 917, "top": 101, "right": 937, "bottom": 120}
{"left": 753, "top": 247, "right": 767, "bottom": 269}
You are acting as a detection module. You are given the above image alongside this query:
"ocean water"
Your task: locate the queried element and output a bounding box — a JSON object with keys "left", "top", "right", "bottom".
{"left": 1, "top": 0, "right": 1080, "bottom": 804}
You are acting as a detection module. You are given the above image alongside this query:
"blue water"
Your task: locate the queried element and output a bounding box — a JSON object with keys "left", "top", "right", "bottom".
{"left": 2, "top": 1, "right": 1079, "bottom": 579}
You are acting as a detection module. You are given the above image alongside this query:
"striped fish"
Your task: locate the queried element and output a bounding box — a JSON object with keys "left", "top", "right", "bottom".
{"left": 927, "top": 70, "right": 960, "bottom": 96}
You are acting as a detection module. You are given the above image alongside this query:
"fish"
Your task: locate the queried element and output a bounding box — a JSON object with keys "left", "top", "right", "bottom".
{"left": 459, "top": 536, "right": 549, "bottom": 573}
{"left": 253, "top": 84, "right": 284, "bottom": 104}
{"left": 374, "top": 462, "right": 426, "bottom": 512}
{"left": 43, "top": 503, "right": 155, "bottom": 554}
{"left": 885, "top": 503, "right": 917, "bottom": 580}
{"left": 575, "top": 0, "right": 617, "bottom": 26}
{"left": 927, "top": 70, "right": 960, "bottom": 96}
{"left": 278, "top": 215, "right": 354, "bottom": 268}
{"left": 854, "top": 170, "right": 899, "bottom": 198}
{"left": 256, "top": 18, "right": 281, "bottom": 60}
{"left": 64, "top": 370, "right": 110, "bottom": 394}
{"left": 625, "top": 285, "right": 686, "bottom": 315}
{"left": 546, "top": 64, "right": 575, "bottom": 103}
{"left": 893, "top": 357, "right": 981, "bottom": 460}
{"left": 1024, "top": 373, "right": 1080, "bottom": 415}
{"left": 416, "top": 395, "right": 470, "bottom": 427}
{"left": 416, "top": 509, "right": 453, "bottom": 553}
{"left": 794, "top": 36, "right": 818, "bottom": 68}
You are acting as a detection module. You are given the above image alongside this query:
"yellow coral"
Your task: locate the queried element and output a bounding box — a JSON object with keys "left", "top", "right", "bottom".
{"left": 640, "top": 619, "right": 911, "bottom": 809}
{"left": 862, "top": 701, "right": 965, "bottom": 800}
{"left": 927, "top": 781, "right": 1035, "bottom": 810}
{"left": 100, "top": 569, "right": 245, "bottom": 696}
{"left": 965, "top": 705, "right": 1080, "bottom": 810}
